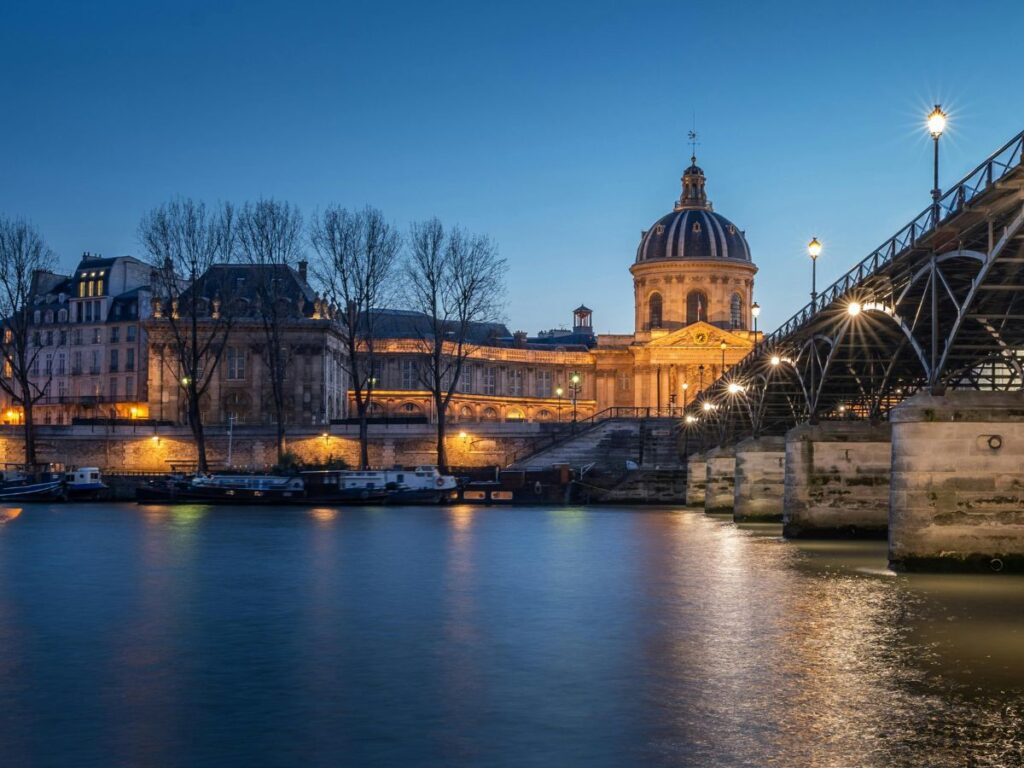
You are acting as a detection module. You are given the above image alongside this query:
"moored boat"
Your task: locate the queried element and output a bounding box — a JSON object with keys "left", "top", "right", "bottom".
{"left": 64, "top": 467, "right": 107, "bottom": 501}
{"left": 0, "top": 466, "right": 67, "bottom": 502}
{"left": 136, "top": 473, "right": 305, "bottom": 504}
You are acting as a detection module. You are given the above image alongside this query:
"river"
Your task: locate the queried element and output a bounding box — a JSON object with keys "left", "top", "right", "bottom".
{"left": 0, "top": 503, "right": 1021, "bottom": 767}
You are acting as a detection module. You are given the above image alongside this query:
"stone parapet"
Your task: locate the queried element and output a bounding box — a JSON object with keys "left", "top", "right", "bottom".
{"left": 782, "top": 421, "right": 891, "bottom": 538}
{"left": 733, "top": 435, "right": 786, "bottom": 523}
{"left": 685, "top": 453, "right": 706, "bottom": 507}
{"left": 704, "top": 445, "right": 736, "bottom": 514}
{"left": 890, "top": 391, "right": 1024, "bottom": 572}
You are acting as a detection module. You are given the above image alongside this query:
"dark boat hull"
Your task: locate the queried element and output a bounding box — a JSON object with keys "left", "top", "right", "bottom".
{"left": 136, "top": 482, "right": 389, "bottom": 506}
{"left": 0, "top": 480, "right": 67, "bottom": 503}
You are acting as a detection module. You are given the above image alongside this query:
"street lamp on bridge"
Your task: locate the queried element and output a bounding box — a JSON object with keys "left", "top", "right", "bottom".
{"left": 807, "top": 237, "right": 822, "bottom": 311}
{"left": 928, "top": 104, "right": 947, "bottom": 204}
{"left": 751, "top": 301, "right": 760, "bottom": 336}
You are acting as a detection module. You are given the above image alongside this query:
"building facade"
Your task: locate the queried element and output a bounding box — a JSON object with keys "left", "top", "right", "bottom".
{"left": 146, "top": 263, "right": 350, "bottom": 428}
{"left": 1, "top": 253, "right": 153, "bottom": 425}
{"left": 363, "top": 155, "right": 759, "bottom": 421}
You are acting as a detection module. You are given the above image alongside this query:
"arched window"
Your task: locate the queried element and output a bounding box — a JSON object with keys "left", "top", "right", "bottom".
{"left": 686, "top": 290, "right": 708, "bottom": 325}
{"left": 648, "top": 292, "right": 663, "bottom": 329}
{"left": 730, "top": 293, "right": 744, "bottom": 329}
{"left": 481, "top": 406, "right": 499, "bottom": 422}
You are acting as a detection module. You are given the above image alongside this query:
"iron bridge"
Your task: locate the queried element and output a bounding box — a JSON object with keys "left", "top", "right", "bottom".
{"left": 689, "top": 127, "right": 1024, "bottom": 440}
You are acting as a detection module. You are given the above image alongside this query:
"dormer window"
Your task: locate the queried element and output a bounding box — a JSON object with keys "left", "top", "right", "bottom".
{"left": 728, "top": 225, "right": 736, "bottom": 234}
{"left": 655, "top": 224, "right": 665, "bottom": 235}
{"left": 692, "top": 222, "right": 702, "bottom": 233}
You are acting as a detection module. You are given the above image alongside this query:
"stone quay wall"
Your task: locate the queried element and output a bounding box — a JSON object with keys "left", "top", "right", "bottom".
{"left": 0, "top": 422, "right": 550, "bottom": 472}
{"left": 782, "top": 422, "right": 892, "bottom": 538}
{"left": 890, "top": 391, "right": 1024, "bottom": 572}
{"left": 733, "top": 436, "right": 786, "bottom": 523}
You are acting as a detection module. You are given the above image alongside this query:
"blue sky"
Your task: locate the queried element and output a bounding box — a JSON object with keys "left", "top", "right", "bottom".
{"left": 2, "top": 0, "right": 1022, "bottom": 334}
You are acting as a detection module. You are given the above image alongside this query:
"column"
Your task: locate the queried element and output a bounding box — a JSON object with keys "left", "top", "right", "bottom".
{"left": 686, "top": 452, "right": 706, "bottom": 507}
{"left": 733, "top": 435, "right": 786, "bottom": 523}
{"left": 782, "top": 421, "right": 891, "bottom": 538}
{"left": 704, "top": 445, "right": 736, "bottom": 514}
{"left": 890, "top": 391, "right": 1024, "bottom": 572}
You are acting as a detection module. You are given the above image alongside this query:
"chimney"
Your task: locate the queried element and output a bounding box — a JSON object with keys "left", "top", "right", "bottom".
{"left": 513, "top": 330, "right": 528, "bottom": 348}
{"left": 297, "top": 260, "right": 308, "bottom": 283}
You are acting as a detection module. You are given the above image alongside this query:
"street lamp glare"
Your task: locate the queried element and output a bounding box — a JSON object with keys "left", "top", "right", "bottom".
{"left": 727, "top": 382, "right": 744, "bottom": 394}
{"left": 681, "top": 382, "right": 689, "bottom": 390}
{"left": 571, "top": 373, "right": 580, "bottom": 384}
{"left": 807, "top": 237, "right": 822, "bottom": 259}
{"left": 751, "top": 302, "right": 761, "bottom": 318}
{"left": 555, "top": 387, "right": 563, "bottom": 397}
{"left": 770, "top": 355, "right": 781, "bottom": 366}
{"left": 702, "top": 401, "right": 713, "bottom": 412}
{"left": 927, "top": 105, "right": 947, "bottom": 138}
{"left": 685, "top": 414, "right": 697, "bottom": 424}
{"left": 847, "top": 301, "right": 862, "bottom": 317}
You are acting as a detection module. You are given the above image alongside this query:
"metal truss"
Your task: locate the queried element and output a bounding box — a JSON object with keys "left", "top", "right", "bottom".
{"left": 686, "top": 128, "right": 1024, "bottom": 442}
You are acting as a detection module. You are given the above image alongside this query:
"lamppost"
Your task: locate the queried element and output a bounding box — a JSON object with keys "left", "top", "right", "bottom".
{"left": 927, "top": 105, "right": 947, "bottom": 206}
{"left": 720, "top": 340, "right": 727, "bottom": 376}
{"left": 807, "top": 237, "right": 821, "bottom": 311}
{"left": 555, "top": 386, "right": 564, "bottom": 423}
{"left": 681, "top": 381, "right": 689, "bottom": 414}
{"left": 698, "top": 364, "right": 704, "bottom": 393}
{"left": 569, "top": 372, "right": 581, "bottom": 427}
{"left": 807, "top": 237, "right": 822, "bottom": 421}
{"left": 751, "top": 301, "right": 760, "bottom": 337}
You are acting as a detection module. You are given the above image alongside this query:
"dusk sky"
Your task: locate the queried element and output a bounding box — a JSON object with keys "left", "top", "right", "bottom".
{"left": 2, "top": 0, "right": 1022, "bottom": 334}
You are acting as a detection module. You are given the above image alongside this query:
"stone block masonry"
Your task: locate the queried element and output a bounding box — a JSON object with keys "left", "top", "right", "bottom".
{"left": 733, "top": 436, "right": 785, "bottom": 523}
{"left": 704, "top": 445, "right": 736, "bottom": 514}
{"left": 686, "top": 453, "right": 706, "bottom": 507}
{"left": 890, "top": 391, "right": 1024, "bottom": 573}
{"left": 0, "top": 423, "right": 545, "bottom": 472}
{"left": 782, "top": 421, "right": 891, "bottom": 538}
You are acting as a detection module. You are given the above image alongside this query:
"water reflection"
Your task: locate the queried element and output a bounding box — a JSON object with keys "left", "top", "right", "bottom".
{"left": 0, "top": 504, "right": 1020, "bottom": 767}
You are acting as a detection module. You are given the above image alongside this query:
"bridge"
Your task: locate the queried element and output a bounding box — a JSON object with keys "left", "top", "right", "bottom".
{"left": 680, "top": 127, "right": 1024, "bottom": 573}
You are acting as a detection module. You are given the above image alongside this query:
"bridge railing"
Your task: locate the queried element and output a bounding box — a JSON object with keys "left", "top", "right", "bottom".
{"left": 756, "top": 128, "right": 1024, "bottom": 354}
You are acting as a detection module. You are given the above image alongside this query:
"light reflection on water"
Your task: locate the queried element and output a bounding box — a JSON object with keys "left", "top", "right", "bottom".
{"left": 0, "top": 503, "right": 1021, "bottom": 767}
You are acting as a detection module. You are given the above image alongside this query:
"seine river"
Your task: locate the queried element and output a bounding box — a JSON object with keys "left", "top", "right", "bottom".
{"left": 0, "top": 503, "right": 1021, "bottom": 767}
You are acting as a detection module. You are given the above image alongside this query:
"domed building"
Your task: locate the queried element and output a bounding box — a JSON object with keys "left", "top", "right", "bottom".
{"left": 329, "top": 152, "right": 761, "bottom": 423}
{"left": 589, "top": 155, "right": 760, "bottom": 412}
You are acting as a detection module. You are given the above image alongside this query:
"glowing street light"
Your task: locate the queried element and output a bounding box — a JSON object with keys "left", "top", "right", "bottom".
{"left": 555, "top": 386, "right": 564, "bottom": 423}
{"left": 751, "top": 301, "right": 761, "bottom": 336}
{"left": 702, "top": 401, "right": 714, "bottom": 412}
{"left": 808, "top": 237, "right": 822, "bottom": 311}
{"left": 927, "top": 104, "right": 947, "bottom": 204}
{"left": 727, "top": 381, "right": 744, "bottom": 395}
{"left": 847, "top": 301, "right": 862, "bottom": 317}
{"left": 770, "top": 355, "right": 781, "bottom": 367}
{"left": 685, "top": 414, "right": 698, "bottom": 424}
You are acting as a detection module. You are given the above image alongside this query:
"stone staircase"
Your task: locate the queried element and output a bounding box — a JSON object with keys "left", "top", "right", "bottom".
{"left": 511, "top": 417, "right": 683, "bottom": 472}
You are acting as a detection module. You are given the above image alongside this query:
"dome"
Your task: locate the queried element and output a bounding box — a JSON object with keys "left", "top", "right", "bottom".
{"left": 635, "top": 158, "right": 752, "bottom": 264}
{"left": 635, "top": 208, "right": 751, "bottom": 263}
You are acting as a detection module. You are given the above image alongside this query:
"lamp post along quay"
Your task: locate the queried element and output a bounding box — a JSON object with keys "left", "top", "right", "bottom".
{"left": 807, "top": 236, "right": 822, "bottom": 421}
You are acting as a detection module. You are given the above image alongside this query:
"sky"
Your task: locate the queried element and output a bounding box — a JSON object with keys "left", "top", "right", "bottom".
{"left": 2, "top": 0, "right": 1023, "bottom": 335}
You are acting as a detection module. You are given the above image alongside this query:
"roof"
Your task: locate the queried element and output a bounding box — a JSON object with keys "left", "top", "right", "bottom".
{"left": 184, "top": 263, "right": 318, "bottom": 319}
{"left": 636, "top": 208, "right": 752, "bottom": 263}
{"left": 368, "top": 308, "right": 511, "bottom": 345}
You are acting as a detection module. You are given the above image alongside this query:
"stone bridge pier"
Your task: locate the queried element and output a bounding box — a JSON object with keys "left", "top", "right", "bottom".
{"left": 685, "top": 452, "right": 707, "bottom": 508}
{"left": 704, "top": 446, "right": 736, "bottom": 515}
{"left": 890, "top": 391, "right": 1024, "bottom": 572}
{"left": 782, "top": 422, "right": 892, "bottom": 538}
{"left": 733, "top": 436, "right": 786, "bottom": 523}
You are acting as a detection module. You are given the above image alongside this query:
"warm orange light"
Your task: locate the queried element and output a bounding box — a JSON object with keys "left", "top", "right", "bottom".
{"left": 927, "top": 105, "right": 947, "bottom": 138}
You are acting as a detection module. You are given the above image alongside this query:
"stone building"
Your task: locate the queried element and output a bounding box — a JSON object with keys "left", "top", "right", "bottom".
{"left": 1, "top": 253, "right": 153, "bottom": 425}
{"left": 146, "top": 263, "right": 349, "bottom": 427}
{"left": 364, "top": 154, "right": 759, "bottom": 421}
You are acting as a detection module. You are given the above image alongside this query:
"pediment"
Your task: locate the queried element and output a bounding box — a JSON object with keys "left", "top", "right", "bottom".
{"left": 644, "top": 321, "right": 753, "bottom": 349}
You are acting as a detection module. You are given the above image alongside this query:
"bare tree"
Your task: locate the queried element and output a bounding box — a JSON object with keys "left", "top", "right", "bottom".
{"left": 405, "top": 218, "right": 506, "bottom": 470}
{"left": 309, "top": 206, "right": 400, "bottom": 469}
{"left": 0, "top": 218, "right": 57, "bottom": 466}
{"left": 235, "top": 199, "right": 304, "bottom": 465}
{"left": 139, "top": 199, "right": 236, "bottom": 473}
